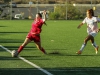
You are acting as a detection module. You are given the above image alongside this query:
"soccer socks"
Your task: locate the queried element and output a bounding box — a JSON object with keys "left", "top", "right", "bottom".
{"left": 17, "top": 46, "right": 24, "bottom": 54}
{"left": 92, "top": 42, "right": 99, "bottom": 54}
{"left": 92, "top": 42, "right": 97, "bottom": 48}
{"left": 80, "top": 43, "right": 86, "bottom": 52}
{"left": 40, "top": 48, "right": 46, "bottom": 54}
{"left": 17, "top": 46, "right": 46, "bottom": 54}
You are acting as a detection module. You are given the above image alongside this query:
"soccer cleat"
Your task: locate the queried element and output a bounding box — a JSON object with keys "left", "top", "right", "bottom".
{"left": 11, "top": 50, "right": 18, "bottom": 57}
{"left": 95, "top": 46, "right": 99, "bottom": 54}
{"left": 76, "top": 50, "right": 82, "bottom": 55}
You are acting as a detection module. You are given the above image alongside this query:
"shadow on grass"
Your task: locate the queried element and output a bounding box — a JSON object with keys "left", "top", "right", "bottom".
{"left": 0, "top": 39, "right": 24, "bottom": 43}
{"left": 0, "top": 32, "right": 27, "bottom": 34}
{"left": 0, "top": 68, "right": 47, "bottom": 75}
{"left": 48, "top": 67, "right": 100, "bottom": 75}
{"left": 0, "top": 56, "right": 19, "bottom": 60}
{"left": 4, "top": 46, "right": 36, "bottom": 50}
{"left": 0, "top": 26, "right": 7, "bottom": 27}
{"left": 0, "top": 32, "right": 27, "bottom": 37}
{"left": 48, "top": 52, "right": 100, "bottom": 56}
{"left": 0, "top": 55, "right": 50, "bottom": 60}
{"left": 0, "top": 67, "right": 100, "bottom": 75}
{"left": 21, "top": 56, "right": 50, "bottom": 60}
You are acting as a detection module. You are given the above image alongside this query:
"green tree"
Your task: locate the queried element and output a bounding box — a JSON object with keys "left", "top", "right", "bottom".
{"left": 54, "top": 5, "right": 66, "bottom": 19}
{"left": 49, "top": 12, "right": 60, "bottom": 20}
{"left": 0, "top": 7, "right": 3, "bottom": 17}
{"left": 49, "top": 4, "right": 84, "bottom": 20}
{"left": 49, "top": 5, "right": 66, "bottom": 20}
{"left": 3, "top": 0, "right": 11, "bottom": 3}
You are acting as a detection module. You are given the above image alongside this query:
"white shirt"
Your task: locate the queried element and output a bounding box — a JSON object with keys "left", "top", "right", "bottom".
{"left": 82, "top": 16, "right": 98, "bottom": 34}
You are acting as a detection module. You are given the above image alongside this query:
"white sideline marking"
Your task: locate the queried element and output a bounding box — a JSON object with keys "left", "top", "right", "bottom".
{"left": 0, "top": 45, "right": 53, "bottom": 75}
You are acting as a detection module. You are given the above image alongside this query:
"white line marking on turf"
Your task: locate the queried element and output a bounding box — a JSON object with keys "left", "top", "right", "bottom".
{"left": 18, "top": 56, "right": 53, "bottom": 75}
{"left": 0, "top": 45, "right": 53, "bottom": 75}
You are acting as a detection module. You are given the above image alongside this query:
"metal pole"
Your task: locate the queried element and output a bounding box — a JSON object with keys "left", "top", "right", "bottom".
{"left": 91, "top": 0, "right": 92, "bottom": 8}
{"left": 10, "top": 0, "right": 12, "bottom": 20}
{"left": 29, "top": 5, "right": 32, "bottom": 19}
{"left": 37, "top": 0, "right": 38, "bottom": 13}
{"left": 66, "top": 0, "right": 67, "bottom": 20}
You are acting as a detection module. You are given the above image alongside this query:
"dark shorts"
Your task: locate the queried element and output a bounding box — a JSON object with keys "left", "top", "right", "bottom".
{"left": 26, "top": 33, "right": 40, "bottom": 42}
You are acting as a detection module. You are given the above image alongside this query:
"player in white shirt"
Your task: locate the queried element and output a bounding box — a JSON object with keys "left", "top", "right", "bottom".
{"left": 76, "top": 9, "right": 100, "bottom": 55}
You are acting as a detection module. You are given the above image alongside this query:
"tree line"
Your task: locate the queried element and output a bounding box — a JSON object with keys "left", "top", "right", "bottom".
{"left": 0, "top": 0, "right": 100, "bottom": 4}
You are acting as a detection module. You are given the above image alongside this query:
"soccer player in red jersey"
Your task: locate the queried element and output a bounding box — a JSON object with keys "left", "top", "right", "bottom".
{"left": 12, "top": 11, "right": 47, "bottom": 57}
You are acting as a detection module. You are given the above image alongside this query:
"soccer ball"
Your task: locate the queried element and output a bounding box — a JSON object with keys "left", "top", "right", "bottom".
{"left": 11, "top": 50, "right": 18, "bottom": 57}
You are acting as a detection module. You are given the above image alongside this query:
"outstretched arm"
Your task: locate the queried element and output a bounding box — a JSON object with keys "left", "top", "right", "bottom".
{"left": 77, "top": 23, "right": 84, "bottom": 29}
{"left": 42, "top": 10, "right": 47, "bottom": 25}
{"left": 42, "top": 10, "right": 47, "bottom": 22}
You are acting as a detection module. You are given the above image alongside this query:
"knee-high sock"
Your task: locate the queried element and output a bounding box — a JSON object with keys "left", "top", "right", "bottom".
{"left": 80, "top": 43, "right": 86, "bottom": 51}
{"left": 40, "top": 47, "right": 46, "bottom": 54}
{"left": 18, "top": 46, "right": 24, "bottom": 54}
{"left": 92, "top": 42, "right": 97, "bottom": 48}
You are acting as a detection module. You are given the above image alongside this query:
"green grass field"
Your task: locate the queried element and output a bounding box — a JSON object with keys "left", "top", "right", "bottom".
{"left": 0, "top": 20, "right": 100, "bottom": 75}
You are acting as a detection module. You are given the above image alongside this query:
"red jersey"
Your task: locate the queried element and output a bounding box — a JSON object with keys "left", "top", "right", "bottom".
{"left": 30, "top": 18, "right": 44, "bottom": 34}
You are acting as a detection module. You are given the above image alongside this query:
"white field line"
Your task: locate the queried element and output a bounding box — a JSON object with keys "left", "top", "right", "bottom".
{"left": 0, "top": 45, "right": 53, "bottom": 75}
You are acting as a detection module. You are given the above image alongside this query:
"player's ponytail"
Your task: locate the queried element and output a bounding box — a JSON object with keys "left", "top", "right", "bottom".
{"left": 38, "top": 13, "right": 42, "bottom": 18}
{"left": 90, "top": 9, "right": 94, "bottom": 16}
{"left": 89, "top": 9, "right": 98, "bottom": 17}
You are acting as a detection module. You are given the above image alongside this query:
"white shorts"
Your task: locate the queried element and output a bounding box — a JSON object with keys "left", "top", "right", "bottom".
{"left": 89, "top": 32, "right": 97, "bottom": 37}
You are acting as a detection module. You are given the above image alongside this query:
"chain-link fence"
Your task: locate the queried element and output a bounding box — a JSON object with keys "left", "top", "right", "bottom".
{"left": 0, "top": 0, "right": 100, "bottom": 20}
